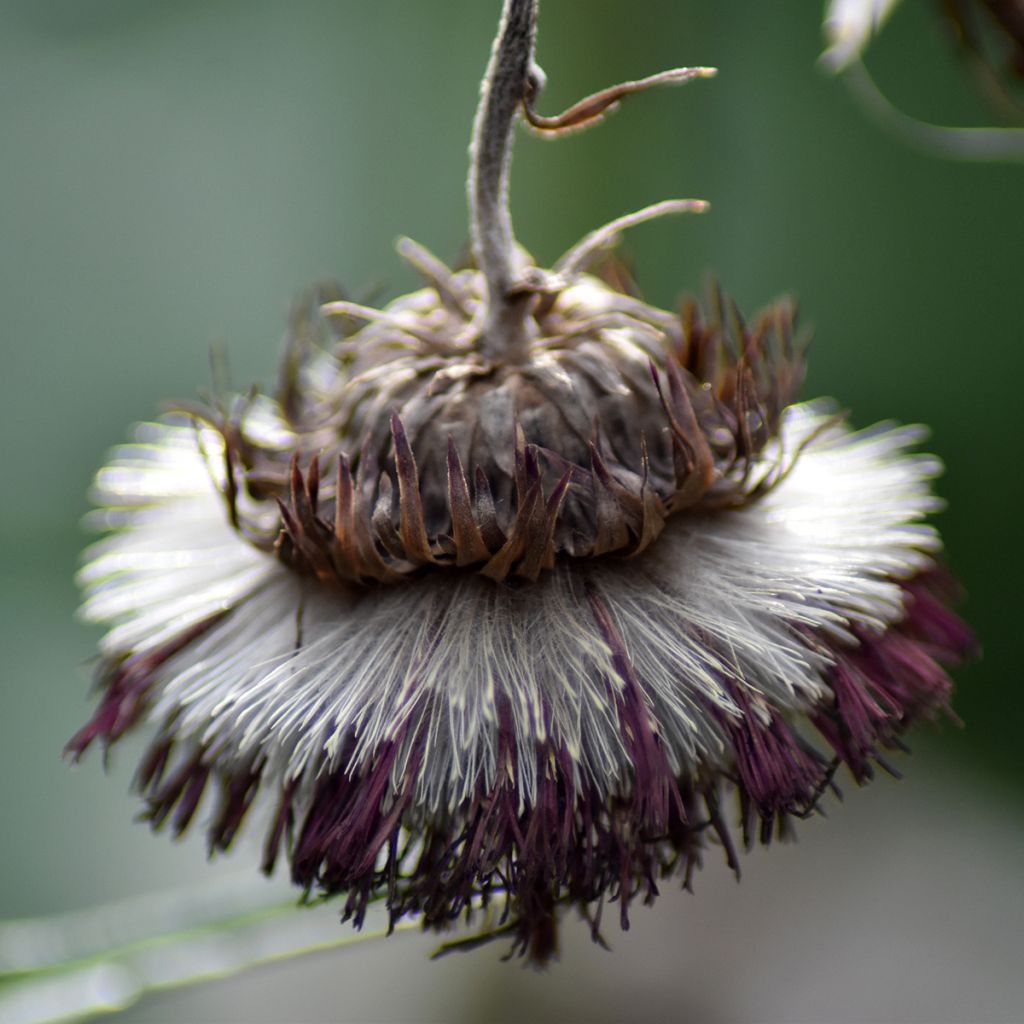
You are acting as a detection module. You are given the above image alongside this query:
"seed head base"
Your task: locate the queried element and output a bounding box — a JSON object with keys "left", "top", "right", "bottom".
{"left": 190, "top": 272, "right": 806, "bottom": 585}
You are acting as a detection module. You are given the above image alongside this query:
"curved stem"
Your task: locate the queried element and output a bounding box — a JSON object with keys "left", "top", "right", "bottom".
{"left": 0, "top": 876, "right": 405, "bottom": 1024}
{"left": 0, "top": 874, "right": 508, "bottom": 1023}
{"left": 469, "top": 0, "right": 538, "bottom": 362}
{"left": 845, "top": 59, "right": 1024, "bottom": 161}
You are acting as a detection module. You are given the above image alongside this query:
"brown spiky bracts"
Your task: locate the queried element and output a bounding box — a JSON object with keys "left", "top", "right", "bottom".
{"left": 195, "top": 273, "right": 806, "bottom": 586}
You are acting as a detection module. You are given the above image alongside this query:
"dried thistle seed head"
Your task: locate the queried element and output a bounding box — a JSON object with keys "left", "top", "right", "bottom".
{"left": 72, "top": 0, "right": 972, "bottom": 964}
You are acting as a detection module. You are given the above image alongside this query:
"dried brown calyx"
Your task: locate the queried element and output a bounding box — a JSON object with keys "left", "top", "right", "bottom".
{"left": 186, "top": 0, "right": 805, "bottom": 585}
{"left": 197, "top": 272, "right": 805, "bottom": 585}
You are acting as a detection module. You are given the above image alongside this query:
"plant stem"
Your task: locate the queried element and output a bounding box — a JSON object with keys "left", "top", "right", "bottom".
{"left": 0, "top": 875, "right": 414, "bottom": 1024}
{"left": 468, "top": 0, "right": 538, "bottom": 362}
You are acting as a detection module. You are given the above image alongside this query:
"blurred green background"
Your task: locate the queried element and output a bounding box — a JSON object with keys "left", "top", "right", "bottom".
{"left": 1, "top": 1, "right": 1021, "bottom": 1021}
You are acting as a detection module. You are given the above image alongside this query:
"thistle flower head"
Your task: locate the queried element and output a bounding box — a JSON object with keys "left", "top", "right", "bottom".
{"left": 71, "top": 0, "right": 972, "bottom": 962}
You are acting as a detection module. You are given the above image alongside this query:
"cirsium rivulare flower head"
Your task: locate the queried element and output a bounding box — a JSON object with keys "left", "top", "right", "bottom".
{"left": 70, "top": 0, "right": 972, "bottom": 962}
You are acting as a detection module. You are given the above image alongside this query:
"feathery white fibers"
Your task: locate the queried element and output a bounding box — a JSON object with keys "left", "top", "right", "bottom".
{"left": 78, "top": 402, "right": 943, "bottom": 815}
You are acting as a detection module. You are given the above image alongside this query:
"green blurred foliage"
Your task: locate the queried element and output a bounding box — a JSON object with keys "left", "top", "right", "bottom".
{"left": 0, "top": 0, "right": 1019, "bottom": 963}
